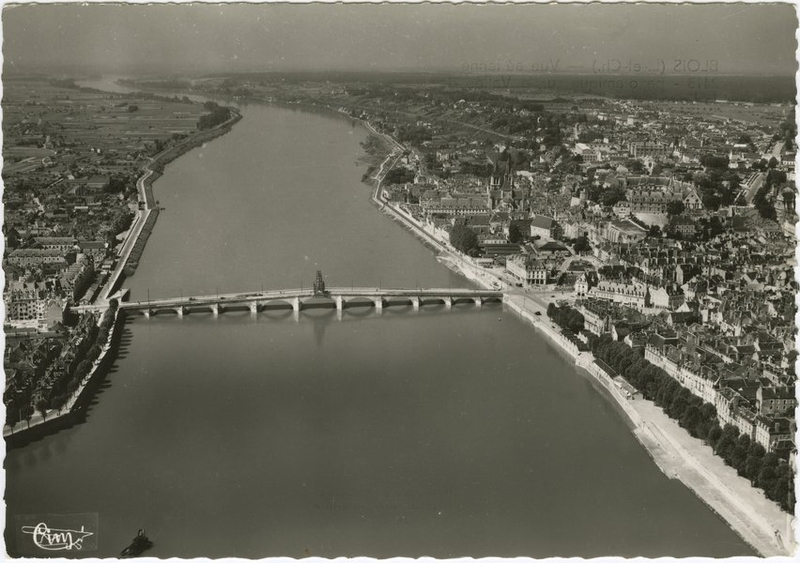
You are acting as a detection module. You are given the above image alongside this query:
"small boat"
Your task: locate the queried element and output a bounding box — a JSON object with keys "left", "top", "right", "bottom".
{"left": 121, "top": 529, "right": 153, "bottom": 558}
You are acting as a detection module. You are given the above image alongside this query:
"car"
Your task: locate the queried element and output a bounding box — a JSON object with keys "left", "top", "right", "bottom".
{"left": 534, "top": 311, "right": 542, "bottom": 316}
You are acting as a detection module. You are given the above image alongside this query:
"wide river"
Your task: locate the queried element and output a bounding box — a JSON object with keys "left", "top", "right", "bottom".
{"left": 5, "top": 80, "right": 754, "bottom": 558}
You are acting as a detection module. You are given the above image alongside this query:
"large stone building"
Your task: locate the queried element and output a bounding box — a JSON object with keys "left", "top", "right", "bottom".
{"left": 603, "top": 219, "right": 648, "bottom": 244}
{"left": 5, "top": 288, "right": 64, "bottom": 327}
{"left": 623, "top": 176, "right": 703, "bottom": 213}
{"left": 530, "top": 215, "right": 560, "bottom": 241}
{"left": 506, "top": 254, "right": 548, "bottom": 286}
{"left": 7, "top": 248, "right": 67, "bottom": 268}
{"left": 588, "top": 280, "right": 649, "bottom": 309}
{"left": 628, "top": 141, "right": 673, "bottom": 159}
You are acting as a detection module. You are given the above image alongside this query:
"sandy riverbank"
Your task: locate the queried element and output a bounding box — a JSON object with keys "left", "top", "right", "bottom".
{"left": 503, "top": 294, "right": 794, "bottom": 557}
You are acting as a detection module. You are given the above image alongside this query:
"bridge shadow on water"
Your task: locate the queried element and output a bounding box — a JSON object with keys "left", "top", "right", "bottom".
{"left": 5, "top": 301, "right": 502, "bottom": 449}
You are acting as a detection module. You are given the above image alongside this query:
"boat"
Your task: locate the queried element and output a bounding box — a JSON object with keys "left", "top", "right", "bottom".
{"left": 120, "top": 529, "right": 153, "bottom": 558}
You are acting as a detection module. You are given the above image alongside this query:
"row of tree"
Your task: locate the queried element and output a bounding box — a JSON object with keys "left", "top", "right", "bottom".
{"left": 449, "top": 224, "right": 480, "bottom": 256}
{"left": 590, "top": 335, "right": 794, "bottom": 512}
{"left": 753, "top": 184, "right": 777, "bottom": 220}
{"left": 546, "top": 303, "right": 585, "bottom": 333}
{"left": 35, "top": 301, "right": 119, "bottom": 419}
{"left": 384, "top": 167, "right": 415, "bottom": 185}
{"left": 197, "top": 102, "right": 232, "bottom": 130}
{"left": 395, "top": 124, "right": 432, "bottom": 144}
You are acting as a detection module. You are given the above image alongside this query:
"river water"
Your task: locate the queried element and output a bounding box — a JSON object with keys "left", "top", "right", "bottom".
{"left": 4, "top": 79, "right": 754, "bottom": 558}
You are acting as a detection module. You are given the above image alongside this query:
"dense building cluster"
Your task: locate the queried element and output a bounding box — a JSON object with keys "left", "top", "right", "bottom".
{"left": 330, "top": 84, "right": 798, "bottom": 470}
{"left": 5, "top": 73, "right": 796, "bottom": 512}
{"left": 2, "top": 78, "right": 217, "bottom": 430}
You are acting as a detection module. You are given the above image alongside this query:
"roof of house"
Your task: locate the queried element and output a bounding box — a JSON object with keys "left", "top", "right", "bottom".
{"left": 531, "top": 215, "right": 555, "bottom": 229}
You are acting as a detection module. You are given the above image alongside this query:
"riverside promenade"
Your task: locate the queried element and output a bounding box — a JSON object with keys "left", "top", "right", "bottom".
{"left": 98, "top": 109, "right": 241, "bottom": 305}
{"left": 503, "top": 293, "right": 793, "bottom": 557}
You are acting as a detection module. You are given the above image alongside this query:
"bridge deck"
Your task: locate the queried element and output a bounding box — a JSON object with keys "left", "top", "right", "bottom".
{"left": 72, "top": 287, "right": 504, "bottom": 313}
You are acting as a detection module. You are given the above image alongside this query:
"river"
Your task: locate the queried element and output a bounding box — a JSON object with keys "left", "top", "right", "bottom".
{"left": 4, "top": 78, "right": 754, "bottom": 558}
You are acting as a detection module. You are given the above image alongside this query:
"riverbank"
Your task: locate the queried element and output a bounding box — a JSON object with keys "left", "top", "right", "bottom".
{"left": 502, "top": 294, "right": 793, "bottom": 557}
{"left": 99, "top": 109, "right": 242, "bottom": 300}
{"left": 125, "top": 110, "right": 242, "bottom": 275}
{"left": 4, "top": 308, "right": 123, "bottom": 446}
{"left": 356, "top": 119, "right": 793, "bottom": 557}
{"left": 8, "top": 106, "right": 245, "bottom": 443}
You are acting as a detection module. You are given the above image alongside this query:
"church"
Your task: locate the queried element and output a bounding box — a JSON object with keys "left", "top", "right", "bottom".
{"left": 485, "top": 158, "right": 531, "bottom": 212}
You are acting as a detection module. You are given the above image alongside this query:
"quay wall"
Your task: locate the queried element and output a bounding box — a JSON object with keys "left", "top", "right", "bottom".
{"left": 121, "top": 110, "right": 242, "bottom": 281}
{"left": 5, "top": 309, "right": 124, "bottom": 448}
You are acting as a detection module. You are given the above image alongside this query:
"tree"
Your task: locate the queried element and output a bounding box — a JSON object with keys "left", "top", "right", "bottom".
{"left": 384, "top": 167, "right": 415, "bottom": 185}
{"left": 706, "top": 424, "right": 722, "bottom": 447}
{"left": 758, "top": 463, "right": 779, "bottom": 498}
{"left": 731, "top": 443, "right": 749, "bottom": 476}
{"left": 700, "top": 155, "right": 729, "bottom": 169}
{"left": 753, "top": 185, "right": 777, "bottom": 220}
{"left": 601, "top": 187, "right": 626, "bottom": 207}
{"left": 701, "top": 192, "right": 722, "bottom": 211}
{"left": 668, "top": 388, "right": 690, "bottom": 420}
{"left": 36, "top": 397, "right": 49, "bottom": 421}
{"left": 508, "top": 223, "right": 524, "bottom": 244}
{"left": 714, "top": 424, "right": 740, "bottom": 462}
{"left": 573, "top": 235, "right": 591, "bottom": 253}
{"left": 744, "top": 444, "right": 766, "bottom": 484}
{"left": 768, "top": 156, "right": 779, "bottom": 169}
{"left": 666, "top": 201, "right": 686, "bottom": 216}
{"left": 625, "top": 159, "right": 645, "bottom": 174}
{"left": 449, "top": 225, "right": 479, "bottom": 254}
{"left": 773, "top": 463, "right": 795, "bottom": 511}
{"left": 680, "top": 405, "right": 702, "bottom": 436}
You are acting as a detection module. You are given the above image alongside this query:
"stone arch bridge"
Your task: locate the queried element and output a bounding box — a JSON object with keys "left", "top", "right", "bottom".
{"left": 74, "top": 287, "right": 505, "bottom": 319}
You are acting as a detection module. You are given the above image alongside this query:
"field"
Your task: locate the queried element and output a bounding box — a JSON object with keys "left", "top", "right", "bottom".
{"left": 2, "top": 77, "right": 206, "bottom": 171}
{"left": 648, "top": 100, "right": 790, "bottom": 127}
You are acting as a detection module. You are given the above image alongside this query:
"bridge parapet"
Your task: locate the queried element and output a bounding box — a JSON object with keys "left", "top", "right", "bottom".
{"left": 109, "top": 287, "right": 503, "bottom": 318}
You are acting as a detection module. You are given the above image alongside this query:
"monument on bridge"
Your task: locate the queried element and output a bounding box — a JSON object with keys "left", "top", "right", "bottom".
{"left": 313, "top": 270, "right": 328, "bottom": 296}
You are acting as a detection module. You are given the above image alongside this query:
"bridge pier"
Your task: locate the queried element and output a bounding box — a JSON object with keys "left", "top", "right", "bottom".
{"left": 113, "top": 288, "right": 504, "bottom": 319}
{"left": 292, "top": 297, "right": 302, "bottom": 322}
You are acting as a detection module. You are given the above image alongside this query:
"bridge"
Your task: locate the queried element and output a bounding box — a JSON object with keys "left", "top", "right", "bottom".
{"left": 74, "top": 287, "right": 504, "bottom": 318}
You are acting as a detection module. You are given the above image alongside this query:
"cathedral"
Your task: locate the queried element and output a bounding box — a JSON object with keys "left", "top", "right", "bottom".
{"left": 486, "top": 159, "right": 530, "bottom": 212}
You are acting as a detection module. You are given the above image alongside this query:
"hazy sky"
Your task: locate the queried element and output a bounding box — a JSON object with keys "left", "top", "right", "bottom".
{"left": 3, "top": 2, "right": 797, "bottom": 76}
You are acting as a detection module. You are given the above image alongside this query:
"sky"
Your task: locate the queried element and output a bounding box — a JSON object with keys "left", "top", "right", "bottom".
{"left": 2, "top": 2, "right": 797, "bottom": 76}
